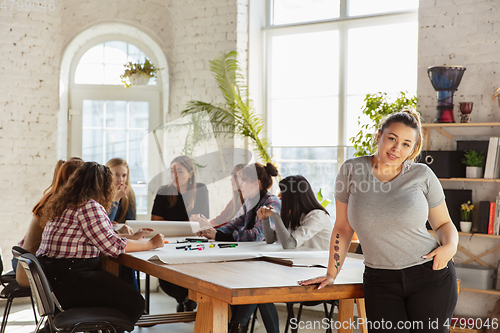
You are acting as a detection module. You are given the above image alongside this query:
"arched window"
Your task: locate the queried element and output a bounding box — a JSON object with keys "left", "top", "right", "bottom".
{"left": 69, "top": 39, "right": 162, "bottom": 217}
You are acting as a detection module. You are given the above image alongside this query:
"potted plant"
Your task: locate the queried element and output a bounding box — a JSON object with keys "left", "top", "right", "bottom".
{"left": 350, "top": 92, "right": 417, "bottom": 157}
{"left": 460, "top": 201, "right": 474, "bottom": 232}
{"left": 461, "top": 150, "right": 485, "bottom": 178}
{"left": 180, "top": 51, "right": 272, "bottom": 164}
{"left": 120, "top": 59, "right": 161, "bottom": 88}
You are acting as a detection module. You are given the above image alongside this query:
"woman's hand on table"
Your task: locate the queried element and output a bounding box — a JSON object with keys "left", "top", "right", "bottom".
{"left": 298, "top": 273, "right": 335, "bottom": 290}
{"left": 149, "top": 234, "right": 165, "bottom": 249}
{"left": 190, "top": 214, "right": 211, "bottom": 228}
{"left": 129, "top": 228, "right": 153, "bottom": 240}
{"left": 197, "top": 227, "right": 216, "bottom": 239}
{"left": 257, "top": 206, "right": 276, "bottom": 220}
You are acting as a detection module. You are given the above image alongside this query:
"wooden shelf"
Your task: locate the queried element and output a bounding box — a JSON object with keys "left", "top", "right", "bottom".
{"left": 422, "top": 122, "right": 500, "bottom": 150}
{"left": 460, "top": 287, "right": 500, "bottom": 296}
{"left": 458, "top": 232, "right": 500, "bottom": 239}
{"left": 438, "top": 178, "right": 500, "bottom": 182}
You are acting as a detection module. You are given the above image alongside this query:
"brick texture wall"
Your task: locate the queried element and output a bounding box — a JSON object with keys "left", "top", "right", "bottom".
{"left": 419, "top": 0, "right": 500, "bottom": 318}
{"left": 0, "top": 0, "right": 248, "bottom": 264}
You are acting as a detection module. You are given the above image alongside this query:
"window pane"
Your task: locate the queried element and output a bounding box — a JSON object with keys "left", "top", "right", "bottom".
{"left": 75, "top": 41, "right": 156, "bottom": 86}
{"left": 106, "top": 101, "right": 127, "bottom": 128}
{"left": 132, "top": 184, "right": 148, "bottom": 215}
{"left": 273, "top": 0, "right": 340, "bottom": 25}
{"left": 128, "top": 44, "right": 147, "bottom": 64}
{"left": 347, "top": 22, "right": 418, "bottom": 95}
{"left": 106, "top": 130, "right": 127, "bottom": 161}
{"left": 79, "top": 44, "right": 104, "bottom": 64}
{"left": 82, "top": 100, "right": 104, "bottom": 128}
{"left": 129, "top": 130, "right": 148, "bottom": 183}
{"left": 271, "top": 31, "right": 339, "bottom": 99}
{"left": 82, "top": 129, "right": 103, "bottom": 163}
{"left": 349, "top": 0, "right": 418, "bottom": 16}
{"left": 271, "top": 97, "right": 338, "bottom": 147}
{"left": 104, "top": 41, "right": 128, "bottom": 64}
{"left": 105, "top": 64, "right": 126, "bottom": 85}
{"left": 75, "top": 64, "right": 104, "bottom": 84}
{"left": 130, "top": 102, "right": 149, "bottom": 128}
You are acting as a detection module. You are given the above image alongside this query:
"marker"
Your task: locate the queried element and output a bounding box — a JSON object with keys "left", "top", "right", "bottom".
{"left": 177, "top": 240, "right": 188, "bottom": 243}
{"left": 186, "top": 247, "right": 203, "bottom": 251}
{"left": 218, "top": 244, "right": 238, "bottom": 248}
{"left": 209, "top": 244, "right": 214, "bottom": 248}
{"left": 176, "top": 245, "right": 191, "bottom": 249}
{"left": 186, "top": 238, "right": 208, "bottom": 243}
{"left": 164, "top": 240, "right": 169, "bottom": 244}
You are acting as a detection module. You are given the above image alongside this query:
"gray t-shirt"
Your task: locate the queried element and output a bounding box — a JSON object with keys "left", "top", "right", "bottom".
{"left": 335, "top": 156, "right": 445, "bottom": 270}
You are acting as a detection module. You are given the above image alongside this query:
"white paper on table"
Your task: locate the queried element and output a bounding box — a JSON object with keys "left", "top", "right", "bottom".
{"left": 126, "top": 220, "right": 200, "bottom": 237}
{"left": 128, "top": 242, "right": 331, "bottom": 265}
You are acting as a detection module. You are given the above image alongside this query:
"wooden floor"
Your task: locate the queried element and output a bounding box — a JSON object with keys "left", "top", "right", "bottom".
{"left": 0, "top": 287, "right": 362, "bottom": 333}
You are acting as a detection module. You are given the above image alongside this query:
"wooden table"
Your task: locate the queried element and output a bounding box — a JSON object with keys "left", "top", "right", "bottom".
{"left": 104, "top": 254, "right": 366, "bottom": 333}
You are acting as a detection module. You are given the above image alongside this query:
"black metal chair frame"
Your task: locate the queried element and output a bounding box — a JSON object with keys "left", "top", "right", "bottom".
{"left": 0, "top": 247, "right": 37, "bottom": 333}
{"left": 17, "top": 252, "right": 135, "bottom": 333}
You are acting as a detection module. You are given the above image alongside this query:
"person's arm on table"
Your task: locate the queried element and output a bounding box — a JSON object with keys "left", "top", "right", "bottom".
{"left": 125, "top": 234, "right": 164, "bottom": 252}
{"left": 299, "top": 199, "right": 354, "bottom": 289}
{"left": 424, "top": 201, "right": 459, "bottom": 270}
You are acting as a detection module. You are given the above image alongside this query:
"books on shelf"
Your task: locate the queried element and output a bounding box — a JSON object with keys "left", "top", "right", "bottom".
{"left": 474, "top": 197, "right": 500, "bottom": 235}
{"left": 484, "top": 137, "right": 500, "bottom": 179}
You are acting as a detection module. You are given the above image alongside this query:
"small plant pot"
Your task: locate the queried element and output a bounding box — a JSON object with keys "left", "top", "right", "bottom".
{"left": 466, "top": 166, "right": 483, "bottom": 178}
{"left": 460, "top": 221, "right": 472, "bottom": 233}
{"left": 129, "top": 73, "right": 150, "bottom": 86}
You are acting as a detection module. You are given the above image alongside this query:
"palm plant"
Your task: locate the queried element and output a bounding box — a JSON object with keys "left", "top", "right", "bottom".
{"left": 181, "top": 51, "right": 272, "bottom": 164}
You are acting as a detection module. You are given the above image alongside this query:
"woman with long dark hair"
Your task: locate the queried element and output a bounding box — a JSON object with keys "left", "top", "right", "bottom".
{"left": 258, "top": 175, "right": 331, "bottom": 250}
{"left": 37, "top": 162, "right": 164, "bottom": 324}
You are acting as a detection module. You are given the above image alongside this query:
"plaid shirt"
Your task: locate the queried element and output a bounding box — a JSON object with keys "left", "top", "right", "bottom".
{"left": 37, "top": 200, "right": 127, "bottom": 259}
{"left": 216, "top": 191, "right": 281, "bottom": 242}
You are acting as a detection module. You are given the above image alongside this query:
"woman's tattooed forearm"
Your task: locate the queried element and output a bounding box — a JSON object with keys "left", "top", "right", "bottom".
{"left": 333, "top": 234, "right": 340, "bottom": 273}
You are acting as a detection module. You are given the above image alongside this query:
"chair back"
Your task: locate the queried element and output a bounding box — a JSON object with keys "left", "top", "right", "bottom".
{"left": 17, "top": 253, "right": 55, "bottom": 317}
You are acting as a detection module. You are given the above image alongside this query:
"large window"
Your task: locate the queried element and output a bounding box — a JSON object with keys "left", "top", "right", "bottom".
{"left": 265, "top": 0, "right": 418, "bottom": 217}
{"left": 70, "top": 40, "right": 161, "bottom": 217}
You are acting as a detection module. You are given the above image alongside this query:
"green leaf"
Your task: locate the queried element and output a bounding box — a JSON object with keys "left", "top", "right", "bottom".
{"left": 180, "top": 51, "right": 272, "bottom": 164}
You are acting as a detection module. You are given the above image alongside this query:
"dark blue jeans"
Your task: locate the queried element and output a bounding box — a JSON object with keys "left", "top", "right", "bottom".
{"left": 363, "top": 260, "right": 457, "bottom": 333}
{"left": 232, "top": 303, "right": 280, "bottom": 333}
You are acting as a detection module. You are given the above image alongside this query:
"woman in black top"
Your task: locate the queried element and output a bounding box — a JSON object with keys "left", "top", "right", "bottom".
{"left": 151, "top": 155, "right": 209, "bottom": 312}
{"left": 151, "top": 155, "right": 209, "bottom": 221}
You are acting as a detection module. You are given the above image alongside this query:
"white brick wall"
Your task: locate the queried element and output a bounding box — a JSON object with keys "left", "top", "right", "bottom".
{"left": 0, "top": 0, "right": 249, "bottom": 265}
{"left": 419, "top": 0, "right": 500, "bottom": 318}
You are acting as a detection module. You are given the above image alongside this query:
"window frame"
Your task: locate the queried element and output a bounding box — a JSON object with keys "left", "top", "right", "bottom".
{"left": 68, "top": 36, "right": 162, "bottom": 219}
{"left": 263, "top": 0, "right": 418, "bottom": 169}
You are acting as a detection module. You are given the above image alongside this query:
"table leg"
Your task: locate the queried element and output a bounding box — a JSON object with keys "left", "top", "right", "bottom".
{"left": 355, "top": 299, "right": 367, "bottom": 333}
{"left": 191, "top": 292, "right": 228, "bottom": 333}
{"left": 338, "top": 299, "right": 355, "bottom": 333}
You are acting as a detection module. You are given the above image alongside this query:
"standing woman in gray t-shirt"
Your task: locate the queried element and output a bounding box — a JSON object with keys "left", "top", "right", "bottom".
{"left": 300, "top": 109, "right": 459, "bottom": 333}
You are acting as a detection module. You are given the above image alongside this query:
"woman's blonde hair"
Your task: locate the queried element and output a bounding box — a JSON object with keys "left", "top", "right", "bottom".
{"left": 377, "top": 107, "right": 423, "bottom": 162}
{"left": 168, "top": 155, "right": 197, "bottom": 211}
{"left": 40, "top": 162, "right": 114, "bottom": 227}
{"left": 106, "top": 158, "right": 136, "bottom": 223}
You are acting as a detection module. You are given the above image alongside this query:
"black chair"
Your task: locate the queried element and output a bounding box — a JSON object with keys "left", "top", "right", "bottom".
{"left": 284, "top": 300, "right": 339, "bottom": 333}
{"left": 0, "top": 247, "right": 37, "bottom": 333}
{"left": 17, "top": 253, "right": 135, "bottom": 333}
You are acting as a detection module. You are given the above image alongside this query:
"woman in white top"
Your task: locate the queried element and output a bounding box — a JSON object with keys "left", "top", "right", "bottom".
{"left": 258, "top": 175, "right": 331, "bottom": 250}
